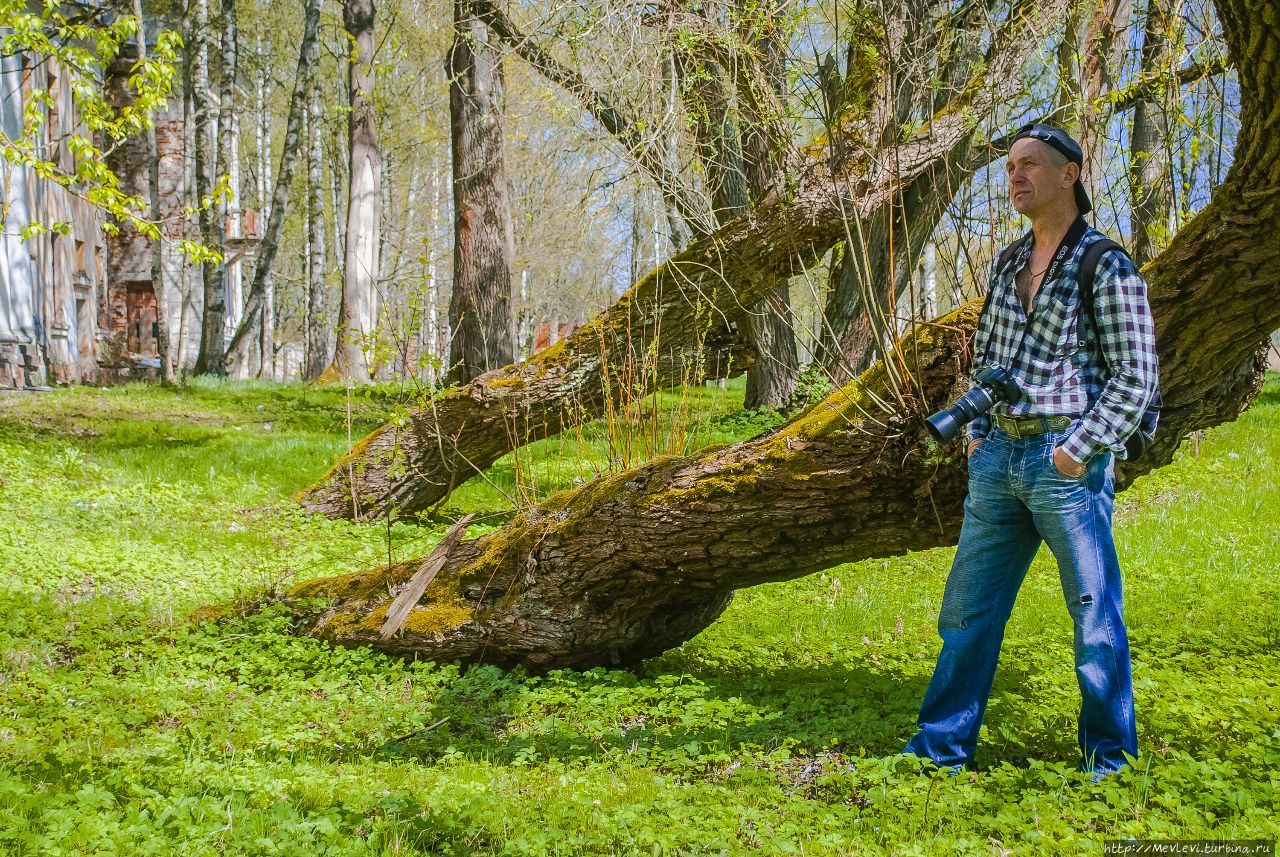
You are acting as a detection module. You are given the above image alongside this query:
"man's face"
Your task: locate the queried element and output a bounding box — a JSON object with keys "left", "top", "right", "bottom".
{"left": 1006, "top": 138, "right": 1079, "bottom": 218}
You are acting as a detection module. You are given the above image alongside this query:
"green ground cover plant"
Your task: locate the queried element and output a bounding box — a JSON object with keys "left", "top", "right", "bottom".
{"left": 0, "top": 375, "right": 1276, "bottom": 855}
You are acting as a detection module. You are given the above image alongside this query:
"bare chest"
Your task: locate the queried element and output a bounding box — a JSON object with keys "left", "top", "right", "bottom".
{"left": 1015, "top": 252, "right": 1054, "bottom": 314}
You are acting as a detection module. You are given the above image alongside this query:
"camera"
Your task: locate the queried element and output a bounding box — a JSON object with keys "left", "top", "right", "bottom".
{"left": 926, "top": 366, "right": 1022, "bottom": 443}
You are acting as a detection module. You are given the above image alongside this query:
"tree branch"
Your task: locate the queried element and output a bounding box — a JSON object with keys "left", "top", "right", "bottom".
{"left": 471, "top": 0, "right": 711, "bottom": 237}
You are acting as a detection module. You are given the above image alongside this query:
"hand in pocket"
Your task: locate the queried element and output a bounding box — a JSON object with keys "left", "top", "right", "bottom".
{"left": 1052, "top": 445, "right": 1086, "bottom": 478}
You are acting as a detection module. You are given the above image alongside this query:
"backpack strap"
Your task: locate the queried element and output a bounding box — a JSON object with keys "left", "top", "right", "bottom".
{"left": 1075, "top": 238, "right": 1126, "bottom": 359}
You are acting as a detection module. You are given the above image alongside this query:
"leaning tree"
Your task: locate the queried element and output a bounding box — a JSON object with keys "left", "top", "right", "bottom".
{"left": 296, "top": 0, "right": 1067, "bottom": 520}
{"left": 297, "top": 0, "right": 1224, "bottom": 522}
{"left": 261, "top": 0, "right": 1279, "bottom": 673}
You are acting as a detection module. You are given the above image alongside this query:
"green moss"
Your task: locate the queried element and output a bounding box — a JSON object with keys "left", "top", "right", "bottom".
{"left": 401, "top": 603, "right": 473, "bottom": 636}
{"left": 288, "top": 559, "right": 411, "bottom": 604}
{"left": 321, "top": 603, "right": 390, "bottom": 636}
{"left": 294, "top": 421, "right": 393, "bottom": 502}
{"left": 488, "top": 375, "right": 527, "bottom": 391}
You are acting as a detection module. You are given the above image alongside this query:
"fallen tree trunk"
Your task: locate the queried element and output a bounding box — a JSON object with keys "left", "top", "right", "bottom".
{"left": 276, "top": 0, "right": 1278, "bottom": 671}
{"left": 296, "top": 0, "right": 1062, "bottom": 520}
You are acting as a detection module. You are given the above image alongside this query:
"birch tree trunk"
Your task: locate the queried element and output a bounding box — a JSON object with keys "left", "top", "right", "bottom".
{"left": 324, "top": 0, "right": 382, "bottom": 384}
{"left": 304, "top": 77, "right": 329, "bottom": 381}
{"left": 224, "top": 0, "right": 324, "bottom": 374}
{"left": 217, "top": 0, "right": 238, "bottom": 335}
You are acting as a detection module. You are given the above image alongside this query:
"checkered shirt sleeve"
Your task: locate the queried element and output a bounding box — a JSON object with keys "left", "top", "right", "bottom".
{"left": 1057, "top": 249, "right": 1159, "bottom": 463}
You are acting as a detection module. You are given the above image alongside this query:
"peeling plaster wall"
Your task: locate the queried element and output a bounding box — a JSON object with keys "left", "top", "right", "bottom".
{"left": 0, "top": 51, "right": 108, "bottom": 389}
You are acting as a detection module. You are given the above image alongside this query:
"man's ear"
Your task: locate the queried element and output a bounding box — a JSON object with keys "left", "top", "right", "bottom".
{"left": 1064, "top": 161, "right": 1081, "bottom": 186}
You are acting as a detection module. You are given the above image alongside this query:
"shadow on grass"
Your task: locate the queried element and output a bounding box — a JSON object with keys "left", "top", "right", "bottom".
{"left": 362, "top": 636, "right": 1129, "bottom": 775}
{"left": 371, "top": 658, "right": 936, "bottom": 769}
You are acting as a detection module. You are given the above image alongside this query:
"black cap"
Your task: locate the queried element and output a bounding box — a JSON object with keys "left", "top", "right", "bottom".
{"left": 1011, "top": 122, "right": 1092, "bottom": 215}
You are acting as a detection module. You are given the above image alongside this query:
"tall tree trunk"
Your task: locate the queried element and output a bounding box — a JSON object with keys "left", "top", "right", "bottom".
{"left": 294, "top": 0, "right": 1067, "bottom": 520}
{"left": 327, "top": 122, "right": 346, "bottom": 268}
{"left": 259, "top": 265, "right": 274, "bottom": 378}
{"left": 661, "top": 50, "right": 692, "bottom": 252}
{"left": 177, "top": 83, "right": 197, "bottom": 373}
{"left": 277, "top": 0, "right": 1280, "bottom": 668}
{"left": 672, "top": 50, "right": 797, "bottom": 410}
{"left": 1077, "top": 0, "right": 1135, "bottom": 203}
{"left": 253, "top": 35, "right": 263, "bottom": 212}
{"left": 324, "top": 0, "right": 382, "bottom": 384}
{"left": 217, "top": 0, "right": 238, "bottom": 332}
{"left": 426, "top": 155, "right": 442, "bottom": 381}
{"left": 191, "top": 0, "right": 226, "bottom": 376}
{"left": 132, "top": 0, "right": 176, "bottom": 386}
{"left": 817, "top": 0, "right": 982, "bottom": 386}
{"left": 736, "top": 0, "right": 799, "bottom": 408}
{"left": 741, "top": 284, "right": 800, "bottom": 409}
{"left": 224, "top": 0, "right": 324, "bottom": 374}
{"left": 444, "top": 0, "right": 515, "bottom": 385}
{"left": 1128, "top": 0, "right": 1174, "bottom": 264}
{"left": 304, "top": 77, "right": 329, "bottom": 381}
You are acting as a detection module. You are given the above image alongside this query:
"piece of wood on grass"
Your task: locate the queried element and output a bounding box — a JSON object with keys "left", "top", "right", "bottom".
{"left": 378, "top": 513, "right": 475, "bottom": 640}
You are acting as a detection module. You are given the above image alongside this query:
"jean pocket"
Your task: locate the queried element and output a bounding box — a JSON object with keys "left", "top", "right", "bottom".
{"left": 1049, "top": 445, "right": 1088, "bottom": 481}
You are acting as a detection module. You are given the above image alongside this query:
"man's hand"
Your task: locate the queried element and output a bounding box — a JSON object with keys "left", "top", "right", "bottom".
{"left": 1052, "top": 445, "right": 1086, "bottom": 478}
{"left": 966, "top": 438, "right": 983, "bottom": 458}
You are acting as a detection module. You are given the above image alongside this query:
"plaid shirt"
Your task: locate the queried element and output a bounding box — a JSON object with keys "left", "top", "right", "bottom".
{"left": 968, "top": 224, "right": 1160, "bottom": 463}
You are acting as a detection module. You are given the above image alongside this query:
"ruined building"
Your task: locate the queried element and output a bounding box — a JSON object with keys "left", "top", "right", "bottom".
{"left": 1, "top": 38, "right": 259, "bottom": 390}
{"left": 0, "top": 51, "right": 109, "bottom": 389}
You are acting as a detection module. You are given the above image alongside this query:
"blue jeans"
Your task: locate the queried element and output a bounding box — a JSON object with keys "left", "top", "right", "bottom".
{"left": 903, "top": 420, "right": 1138, "bottom": 777}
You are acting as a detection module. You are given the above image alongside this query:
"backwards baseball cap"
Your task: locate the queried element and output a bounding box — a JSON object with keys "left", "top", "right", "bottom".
{"left": 1010, "top": 122, "right": 1092, "bottom": 215}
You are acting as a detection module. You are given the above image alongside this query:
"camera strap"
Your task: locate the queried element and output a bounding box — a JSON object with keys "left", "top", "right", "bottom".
{"left": 976, "top": 215, "right": 1088, "bottom": 361}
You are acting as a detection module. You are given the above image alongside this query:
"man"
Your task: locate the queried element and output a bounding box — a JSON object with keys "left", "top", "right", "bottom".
{"left": 902, "top": 123, "right": 1160, "bottom": 781}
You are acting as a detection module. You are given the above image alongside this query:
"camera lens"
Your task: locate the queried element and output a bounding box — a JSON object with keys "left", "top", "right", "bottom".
{"left": 925, "top": 386, "right": 998, "bottom": 443}
{"left": 926, "top": 408, "right": 964, "bottom": 442}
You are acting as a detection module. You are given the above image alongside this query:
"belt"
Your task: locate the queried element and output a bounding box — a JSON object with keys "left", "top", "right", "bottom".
{"left": 990, "top": 412, "right": 1073, "bottom": 438}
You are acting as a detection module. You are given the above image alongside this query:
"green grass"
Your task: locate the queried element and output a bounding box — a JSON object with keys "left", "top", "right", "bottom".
{"left": 0, "top": 374, "right": 1277, "bottom": 855}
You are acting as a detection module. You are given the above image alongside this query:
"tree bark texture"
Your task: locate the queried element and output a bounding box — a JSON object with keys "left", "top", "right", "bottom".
{"left": 274, "top": 0, "right": 1280, "bottom": 672}
{"left": 191, "top": 0, "right": 226, "bottom": 376}
{"left": 324, "top": 0, "right": 382, "bottom": 384}
{"left": 445, "top": 0, "right": 515, "bottom": 386}
{"left": 305, "top": 77, "right": 330, "bottom": 381}
{"left": 295, "top": 0, "right": 1065, "bottom": 520}
{"left": 1128, "top": 0, "right": 1175, "bottom": 265}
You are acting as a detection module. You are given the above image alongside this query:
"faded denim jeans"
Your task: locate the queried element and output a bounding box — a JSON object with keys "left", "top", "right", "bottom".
{"left": 904, "top": 419, "right": 1138, "bottom": 777}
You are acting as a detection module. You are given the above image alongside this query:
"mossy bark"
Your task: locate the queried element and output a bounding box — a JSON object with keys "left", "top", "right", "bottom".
{"left": 276, "top": 0, "right": 1278, "bottom": 672}
{"left": 296, "top": 0, "right": 1062, "bottom": 520}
